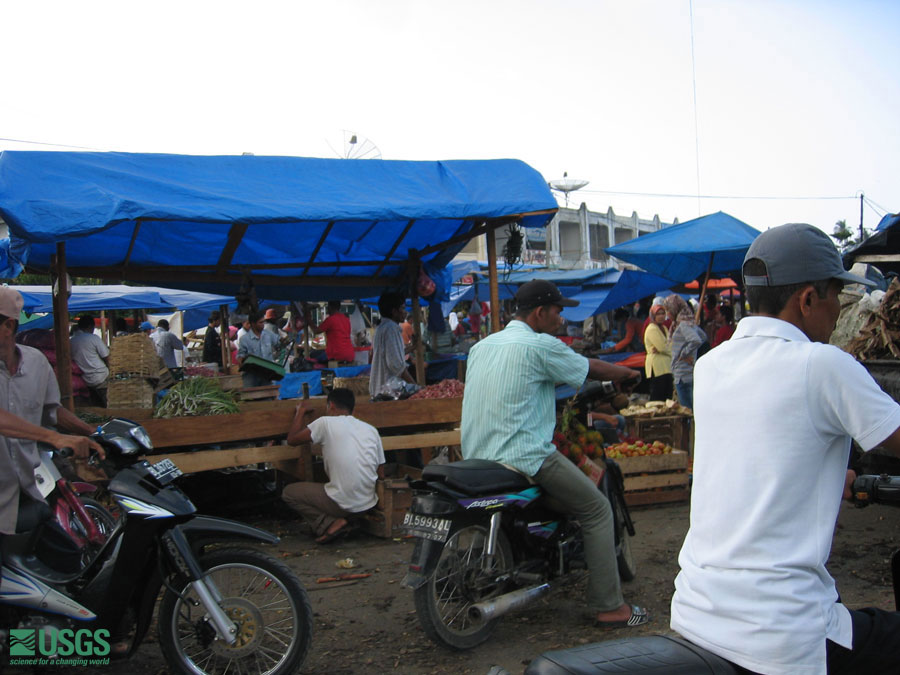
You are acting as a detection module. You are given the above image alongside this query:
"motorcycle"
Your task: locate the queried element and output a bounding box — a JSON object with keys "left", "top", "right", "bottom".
{"left": 0, "top": 418, "right": 313, "bottom": 674}
{"left": 34, "top": 448, "right": 118, "bottom": 566}
{"left": 402, "top": 381, "right": 637, "bottom": 650}
{"left": 523, "top": 473, "right": 900, "bottom": 674}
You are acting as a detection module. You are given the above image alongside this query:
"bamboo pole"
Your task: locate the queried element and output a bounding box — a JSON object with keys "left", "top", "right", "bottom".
{"left": 409, "top": 253, "right": 426, "bottom": 386}
{"left": 486, "top": 227, "right": 500, "bottom": 334}
{"left": 100, "top": 311, "right": 108, "bottom": 346}
{"left": 51, "top": 243, "right": 75, "bottom": 412}
{"left": 694, "top": 252, "right": 716, "bottom": 324}
{"left": 219, "top": 303, "right": 231, "bottom": 372}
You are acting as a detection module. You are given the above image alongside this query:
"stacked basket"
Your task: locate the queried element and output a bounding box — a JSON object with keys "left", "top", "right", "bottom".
{"left": 107, "top": 334, "right": 165, "bottom": 408}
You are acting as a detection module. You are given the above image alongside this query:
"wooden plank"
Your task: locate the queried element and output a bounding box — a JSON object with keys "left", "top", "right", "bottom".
{"left": 138, "top": 397, "right": 462, "bottom": 449}
{"left": 382, "top": 430, "right": 460, "bottom": 451}
{"left": 148, "top": 443, "right": 307, "bottom": 474}
{"left": 615, "top": 450, "right": 688, "bottom": 475}
{"left": 79, "top": 406, "right": 155, "bottom": 420}
{"left": 624, "top": 473, "right": 689, "bottom": 491}
{"left": 624, "top": 489, "right": 690, "bottom": 507}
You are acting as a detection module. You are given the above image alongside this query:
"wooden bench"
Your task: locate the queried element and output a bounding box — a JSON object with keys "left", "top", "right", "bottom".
{"left": 80, "top": 398, "right": 462, "bottom": 479}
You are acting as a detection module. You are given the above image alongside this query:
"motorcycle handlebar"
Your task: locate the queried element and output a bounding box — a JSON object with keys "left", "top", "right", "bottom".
{"left": 56, "top": 447, "right": 74, "bottom": 459}
{"left": 853, "top": 474, "right": 900, "bottom": 507}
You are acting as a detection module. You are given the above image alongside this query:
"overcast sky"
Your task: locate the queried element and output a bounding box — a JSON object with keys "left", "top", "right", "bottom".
{"left": 2, "top": 0, "right": 897, "bottom": 236}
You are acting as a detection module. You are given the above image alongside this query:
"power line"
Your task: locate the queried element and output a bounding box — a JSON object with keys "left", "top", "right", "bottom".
{"left": 577, "top": 188, "right": 857, "bottom": 201}
{"left": 0, "top": 136, "right": 105, "bottom": 151}
{"left": 864, "top": 195, "right": 892, "bottom": 215}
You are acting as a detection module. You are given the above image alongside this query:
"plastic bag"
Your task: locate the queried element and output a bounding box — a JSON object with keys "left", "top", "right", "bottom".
{"left": 375, "top": 376, "right": 421, "bottom": 401}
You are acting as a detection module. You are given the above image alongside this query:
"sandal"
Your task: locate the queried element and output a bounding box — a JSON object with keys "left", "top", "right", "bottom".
{"left": 595, "top": 604, "right": 650, "bottom": 628}
{"left": 315, "top": 519, "right": 351, "bottom": 544}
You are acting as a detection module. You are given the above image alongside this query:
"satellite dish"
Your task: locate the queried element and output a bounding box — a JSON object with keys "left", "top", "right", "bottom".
{"left": 548, "top": 172, "right": 589, "bottom": 206}
{"left": 326, "top": 130, "right": 382, "bottom": 160}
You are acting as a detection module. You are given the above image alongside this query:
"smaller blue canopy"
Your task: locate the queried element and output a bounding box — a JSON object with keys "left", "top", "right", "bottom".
{"left": 605, "top": 211, "right": 760, "bottom": 283}
{"left": 14, "top": 285, "right": 234, "bottom": 315}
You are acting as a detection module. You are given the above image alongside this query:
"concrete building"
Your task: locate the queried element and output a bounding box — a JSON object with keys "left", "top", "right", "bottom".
{"left": 457, "top": 203, "right": 678, "bottom": 269}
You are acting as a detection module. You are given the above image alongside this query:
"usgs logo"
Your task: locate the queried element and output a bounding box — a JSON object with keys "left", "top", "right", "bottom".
{"left": 9, "top": 627, "right": 110, "bottom": 657}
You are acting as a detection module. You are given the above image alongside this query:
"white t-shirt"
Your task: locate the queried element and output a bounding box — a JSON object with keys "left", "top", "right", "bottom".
{"left": 308, "top": 415, "right": 384, "bottom": 512}
{"left": 671, "top": 316, "right": 900, "bottom": 675}
{"left": 70, "top": 330, "right": 110, "bottom": 387}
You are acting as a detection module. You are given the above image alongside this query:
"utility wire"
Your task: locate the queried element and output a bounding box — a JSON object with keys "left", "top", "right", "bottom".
{"left": 0, "top": 136, "right": 105, "bottom": 151}
{"left": 577, "top": 188, "right": 856, "bottom": 201}
{"left": 689, "top": 0, "right": 702, "bottom": 217}
{"left": 864, "top": 195, "right": 891, "bottom": 215}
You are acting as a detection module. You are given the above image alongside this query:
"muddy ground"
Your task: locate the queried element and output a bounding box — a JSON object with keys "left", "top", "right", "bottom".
{"left": 43, "top": 492, "right": 899, "bottom": 675}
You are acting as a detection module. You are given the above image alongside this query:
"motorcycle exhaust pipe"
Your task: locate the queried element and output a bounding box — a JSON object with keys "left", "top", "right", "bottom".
{"left": 468, "top": 583, "right": 551, "bottom": 624}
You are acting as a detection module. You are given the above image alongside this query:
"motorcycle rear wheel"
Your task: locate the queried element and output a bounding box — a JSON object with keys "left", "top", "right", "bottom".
{"left": 414, "top": 524, "right": 513, "bottom": 650}
{"left": 158, "top": 547, "right": 312, "bottom": 675}
{"left": 614, "top": 491, "right": 637, "bottom": 582}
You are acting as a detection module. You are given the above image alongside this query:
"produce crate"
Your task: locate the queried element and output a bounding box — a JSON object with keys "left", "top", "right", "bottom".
{"left": 107, "top": 377, "right": 155, "bottom": 409}
{"left": 217, "top": 374, "right": 243, "bottom": 391}
{"left": 332, "top": 375, "right": 370, "bottom": 398}
{"left": 360, "top": 463, "right": 422, "bottom": 538}
{"left": 109, "top": 334, "right": 161, "bottom": 378}
{"left": 615, "top": 449, "right": 690, "bottom": 507}
{"left": 624, "top": 415, "right": 693, "bottom": 456}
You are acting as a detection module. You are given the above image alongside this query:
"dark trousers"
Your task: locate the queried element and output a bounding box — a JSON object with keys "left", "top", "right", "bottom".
{"left": 732, "top": 607, "right": 900, "bottom": 674}
{"left": 647, "top": 373, "right": 673, "bottom": 401}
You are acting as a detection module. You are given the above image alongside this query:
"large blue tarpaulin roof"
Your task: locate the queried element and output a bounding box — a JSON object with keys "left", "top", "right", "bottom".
{"left": 13, "top": 285, "right": 234, "bottom": 314}
{"left": 605, "top": 211, "right": 760, "bottom": 283}
{"left": 0, "top": 151, "right": 556, "bottom": 301}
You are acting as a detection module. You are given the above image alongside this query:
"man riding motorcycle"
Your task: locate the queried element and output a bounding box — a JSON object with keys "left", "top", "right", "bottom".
{"left": 671, "top": 224, "right": 900, "bottom": 674}
{"left": 461, "top": 279, "right": 647, "bottom": 628}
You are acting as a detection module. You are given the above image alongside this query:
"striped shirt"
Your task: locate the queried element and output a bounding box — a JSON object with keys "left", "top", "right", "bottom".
{"left": 461, "top": 320, "right": 589, "bottom": 476}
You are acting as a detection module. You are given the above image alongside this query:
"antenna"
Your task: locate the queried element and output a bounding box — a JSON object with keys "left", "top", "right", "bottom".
{"left": 548, "top": 172, "right": 589, "bottom": 207}
{"left": 326, "top": 130, "right": 382, "bottom": 160}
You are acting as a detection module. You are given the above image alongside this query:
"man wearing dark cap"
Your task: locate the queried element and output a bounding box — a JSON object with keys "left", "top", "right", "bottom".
{"left": 461, "top": 279, "right": 648, "bottom": 628}
{"left": 671, "top": 223, "right": 900, "bottom": 674}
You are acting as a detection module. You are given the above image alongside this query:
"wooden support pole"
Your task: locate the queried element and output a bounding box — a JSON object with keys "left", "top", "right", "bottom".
{"left": 409, "top": 253, "right": 426, "bottom": 386}
{"left": 51, "top": 243, "right": 74, "bottom": 412}
{"left": 694, "top": 252, "right": 716, "bottom": 324}
{"left": 100, "top": 310, "right": 108, "bottom": 346}
{"left": 486, "top": 226, "right": 501, "bottom": 334}
{"left": 218, "top": 304, "right": 230, "bottom": 372}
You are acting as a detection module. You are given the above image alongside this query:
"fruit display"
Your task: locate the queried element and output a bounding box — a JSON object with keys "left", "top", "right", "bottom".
{"left": 552, "top": 425, "right": 606, "bottom": 464}
{"left": 620, "top": 399, "right": 692, "bottom": 417}
{"left": 606, "top": 439, "right": 674, "bottom": 459}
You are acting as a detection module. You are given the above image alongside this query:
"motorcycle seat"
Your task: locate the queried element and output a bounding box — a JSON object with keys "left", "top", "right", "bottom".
{"left": 524, "top": 635, "right": 737, "bottom": 674}
{"left": 422, "top": 459, "right": 533, "bottom": 495}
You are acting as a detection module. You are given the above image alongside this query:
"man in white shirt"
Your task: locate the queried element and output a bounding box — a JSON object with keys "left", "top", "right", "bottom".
{"left": 152, "top": 319, "right": 184, "bottom": 370}
{"left": 282, "top": 388, "right": 384, "bottom": 543}
{"left": 671, "top": 223, "right": 900, "bottom": 674}
{"left": 70, "top": 315, "right": 110, "bottom": 406}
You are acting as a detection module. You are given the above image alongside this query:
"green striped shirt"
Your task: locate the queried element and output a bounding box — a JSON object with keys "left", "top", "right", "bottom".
{"left": 461, "top": 320, "right": 589, "bottom": 476}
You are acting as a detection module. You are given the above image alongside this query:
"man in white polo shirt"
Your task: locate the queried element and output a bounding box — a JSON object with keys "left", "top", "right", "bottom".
{"left": 671, "top": 223, "right": 900, "bottom": 674}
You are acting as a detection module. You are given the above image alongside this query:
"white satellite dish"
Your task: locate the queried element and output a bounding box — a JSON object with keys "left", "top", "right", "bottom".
{"left": 548, "top": 172, "right": 589, "bottom": 206}
{"left": 326, "top": 130, "right": 382, "bottom": 160}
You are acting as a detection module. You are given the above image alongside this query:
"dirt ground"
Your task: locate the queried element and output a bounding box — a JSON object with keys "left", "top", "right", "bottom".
{"left": 45, "top": 494, "right": 899, "bottom": 675}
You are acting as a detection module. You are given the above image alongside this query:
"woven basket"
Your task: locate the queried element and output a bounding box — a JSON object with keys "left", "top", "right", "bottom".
{"left": 109, "top": 334, "right": 161, "bottom": 378}
{"left": 332, "top": 375, "right": 370, "bottom": 397}
{"left": 108, "top": 377, "right": 155, "bottom": 408}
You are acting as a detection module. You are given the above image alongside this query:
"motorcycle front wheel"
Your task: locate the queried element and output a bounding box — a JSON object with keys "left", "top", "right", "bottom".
{"left": 65, "top": 496, "right": 118, "bottom": 565}
{"left": 158, "top": 548, "right": 312, "bottom": 675}
{"left": 414, "top": 524, "right": 512, "bottom": 650}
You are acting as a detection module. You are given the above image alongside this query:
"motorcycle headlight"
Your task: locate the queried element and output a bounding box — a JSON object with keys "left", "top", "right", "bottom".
{"left": 129, "top": 425, "right": 154, "bottom": 451}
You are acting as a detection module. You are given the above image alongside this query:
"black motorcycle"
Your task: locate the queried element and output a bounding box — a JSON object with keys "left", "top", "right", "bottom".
{"left": 524, "top": 473, "right": 900, "bottom": 674}
{"left": 0, "top": 418, "right": 312, "bottom": 674}
{"left": 402, "top": 382, "right": 636, "bottom": 650}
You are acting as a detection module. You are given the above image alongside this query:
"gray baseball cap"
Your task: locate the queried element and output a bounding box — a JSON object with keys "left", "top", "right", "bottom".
{"left": 743, "top": 223, "right": 875, "bottom": 287}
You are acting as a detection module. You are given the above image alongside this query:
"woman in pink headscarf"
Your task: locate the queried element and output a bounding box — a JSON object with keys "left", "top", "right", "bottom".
{"left": 663, "top": 294, "right": 708, "bottom": 409}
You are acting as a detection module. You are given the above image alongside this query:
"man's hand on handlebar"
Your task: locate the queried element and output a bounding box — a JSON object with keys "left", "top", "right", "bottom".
{"left": 50, "top": 432, "right": 105, "bottom": 460}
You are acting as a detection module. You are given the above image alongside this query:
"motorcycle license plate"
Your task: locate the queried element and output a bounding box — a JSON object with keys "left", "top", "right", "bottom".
{"left": 148, "top": 458, "right": 183, "bottom": 484}
{"left": 402, "top": 512, "right": 451, "bottom": 542}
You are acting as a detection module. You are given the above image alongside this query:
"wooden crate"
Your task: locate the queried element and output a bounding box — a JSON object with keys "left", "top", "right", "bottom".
{"left": 360, "top": 464, "right": 422, "bottom": 538}
{"left": 625, "top": 415, "right": 693, "bottom": 455}
{"left": 108, "top": 377, "right": 155, "bottom": 409}
{"left": 615, "top": 449, "right": 690, "bottom": 507}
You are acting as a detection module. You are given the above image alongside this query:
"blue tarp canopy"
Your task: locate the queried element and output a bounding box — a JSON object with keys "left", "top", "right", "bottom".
{"left": 13, "top": 285, "right": 234, "bottom": 315}
{"left": 605, "top": 211, "right": 761, "bottom": 282}
{"left": 0, "top": 151, "right": 556, "bottom": 301}
{"left": 561, "top": 269, "right": 677, "bottom": 322}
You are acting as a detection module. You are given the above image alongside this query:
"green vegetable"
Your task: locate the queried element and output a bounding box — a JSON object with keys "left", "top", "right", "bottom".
{"left": 153, "top": 377, "right": 240, "bottom": 418}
